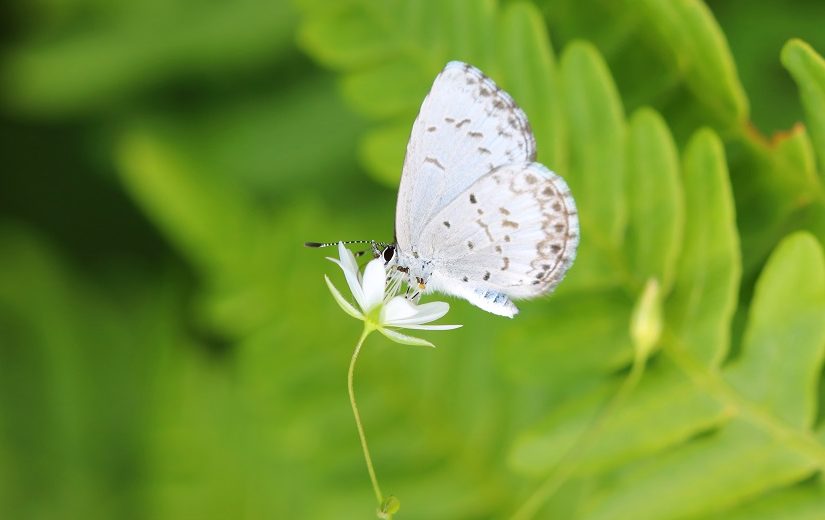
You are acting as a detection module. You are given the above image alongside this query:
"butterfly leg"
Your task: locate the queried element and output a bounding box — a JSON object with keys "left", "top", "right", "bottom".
{"left": 405, "top": 277, "right": 427, "bottom": 303}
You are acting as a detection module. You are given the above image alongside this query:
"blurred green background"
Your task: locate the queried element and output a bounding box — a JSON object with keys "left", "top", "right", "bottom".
{"left": 2, "top": 0, "right": 825, "bottom": 518}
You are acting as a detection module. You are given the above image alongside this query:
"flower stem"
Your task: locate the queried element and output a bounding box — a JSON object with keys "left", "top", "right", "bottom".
{"left": 348, "top": 327, "right": 385, "bottom": 510}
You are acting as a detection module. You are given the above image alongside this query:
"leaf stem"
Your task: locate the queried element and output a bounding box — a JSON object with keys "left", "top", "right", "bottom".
{"left": 509, "top": 350, "right": 648, "bottom": 520}
{"left": 662, "top": 329, "right": 825, "bottom": 467}
{"left": 348, "top": 326, "right": 386, "bottom": 513}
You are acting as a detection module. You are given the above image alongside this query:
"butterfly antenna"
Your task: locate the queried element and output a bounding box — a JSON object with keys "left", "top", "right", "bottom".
{"left": 304, "top": 240, "right": 375, "bottom": 249}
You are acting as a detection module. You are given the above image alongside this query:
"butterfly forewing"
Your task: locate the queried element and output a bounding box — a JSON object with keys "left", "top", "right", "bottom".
{"left": 395, "top": 61, "right": 536, "bottom": 252}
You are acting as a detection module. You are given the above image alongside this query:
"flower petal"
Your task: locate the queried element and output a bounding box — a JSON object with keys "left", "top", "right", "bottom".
{"left": 380, "top": 296, "right": 420, "bottom": 323}
{"left": 338, "top": 241, "right": 359, "bottom": 275}
{"left": 383, "top": 299, "right": 451, "bottom": 326}
{"left": 361, "top": 258, "right": 386, "bottom": 312}
{"left": 327, "top": 245, "right": 366, "bottom": 310}
{"left": 325, "top": 275, "right": 364, "bottom": 320}
{"left": 378, "top": 327, "right": 436, "bottom": 348}
{"left": 392, "top": 323, "right": 462, "bottom": 330}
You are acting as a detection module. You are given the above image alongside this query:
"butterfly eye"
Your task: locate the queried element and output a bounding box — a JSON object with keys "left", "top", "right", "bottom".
{"left": 382, "top": 245, "right": 396, "bottom": 263}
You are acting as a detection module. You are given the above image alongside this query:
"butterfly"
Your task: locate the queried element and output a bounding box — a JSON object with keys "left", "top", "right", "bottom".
{"left": 309, "top": 61, "right": 579, "bottom": 317}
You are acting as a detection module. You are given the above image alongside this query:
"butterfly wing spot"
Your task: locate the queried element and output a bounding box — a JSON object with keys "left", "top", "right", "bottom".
{"left": 467, "top": 241, "right": 474, "bottom": 250}
{"left": 476, "top": 219, "right": 494, "bottom": 241}
{"left": 501, "top": 257, "right": 510, "bottom": 271}
{"left": 478, "top": 147, "right": 491, "bottom": 155}
{"left": 502, "top": 219, "right": 519, "bottom": 229}
{"left": 445, "top": 117, "right": 455, "bottom": 123}
{"left": 483, "top": 271, "right": 491, "bottom": 281}
{"left": 427, "top": 126, "right": 437, "bottom": 132}
{"left": 424, "top": 157, "right": 446, "bottom": 171}
{"left": 462, "top": 276, "right": 469, "bottom": 282}
{"left": 469, "top": 193, "right": 477, "bottom": 204}
{"left": 443, "top": 221, "right": 451, "bottom": 228}
{"left": 499, "top": 207, "right": 510, "bottom": 215}
{"left": 455, "top": 118, "right": 471, "bottom": 128}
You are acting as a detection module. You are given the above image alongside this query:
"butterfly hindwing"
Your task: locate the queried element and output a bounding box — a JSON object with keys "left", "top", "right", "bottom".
{"left": 421, "top": 162, "right": 579, "bottom": 305}
{"left": 395, "top": 62, "right": 536, "bottom": 252}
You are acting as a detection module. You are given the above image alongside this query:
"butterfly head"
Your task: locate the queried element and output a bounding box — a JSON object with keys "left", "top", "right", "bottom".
{"left": 379, "top": 244, "right": 396, "bottom": 264}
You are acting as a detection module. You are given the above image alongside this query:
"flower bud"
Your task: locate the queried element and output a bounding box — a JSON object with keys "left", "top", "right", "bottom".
{"left": 630, "top": 278, "right": 662, "bottom": 360}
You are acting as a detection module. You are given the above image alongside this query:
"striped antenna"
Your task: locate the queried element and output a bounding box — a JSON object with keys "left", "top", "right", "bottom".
{"left": 304, "top": 240, "right": 376, "bottom": 248}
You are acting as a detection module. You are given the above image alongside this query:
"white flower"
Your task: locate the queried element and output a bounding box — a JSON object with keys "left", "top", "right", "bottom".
{"left": 325, "top": 242, "right": 461, "bottom": 347}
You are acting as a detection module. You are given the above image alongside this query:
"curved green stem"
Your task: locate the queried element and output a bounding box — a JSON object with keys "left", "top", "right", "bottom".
{"left": 510, "top": 351, "right": 648, "bottom": 520}
{"left": 348, "top": 327, "right": 386, "bottom": 512}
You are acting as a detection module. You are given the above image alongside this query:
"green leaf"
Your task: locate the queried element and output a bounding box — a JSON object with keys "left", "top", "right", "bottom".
{"left": 501, "top": 289, "right": 633, "bottom": 391}
{"left": 732, "top": 124, "right": 825, "bottom": 280}
{"left": 585, "top": 421, "right": 821, "bottom": 520}
{"left": 498, "top": 2, "right": 566, "bottom": 172}
{"left": 667, "top": 128, "right": 741, "bottom": 365}
{"left": 508, "top": 350, "right": 727, "bottom": 480}
{"left": 507, "top": 127, "right": 743, "bottom": 507}
{"left": 625, "top": 108, "right": 683, "bottom": 291}
{"left": 358, "top": 121, "right": 412, "bottom": 186}
{"left": 560, "top": 41, "right": 626, "bottom": 253}
{"left": 0, "top": 224, "right": 183, "bottom": 519}
{"left": 297, "top": 1, "right": 401, "bottom": 70}
{"left": 135, "top": 75, "right": 366, "bottom": 194}
{"left": 773, "top": 124, "right": 820, "bottom": 190}
{"left": 782, "top": 39, "right": 825, "bottom": 176}
{"left": 633, "top": 0, "right": 749, "bottom": 126}
{"left": 707, "top": 477, "right": 825, "bottom": 520}
{"left": 116, "top": 129, "right": 256, "bottom": 274}
{"left": 581, "top": 233, "right": 825, "bottom": 519}
{"left": 3, "top": 0, "right": 297, "bottom": 115}
{"left": 296, "top": 0, "right": 571, "bottom": 190}
{"left": 342, "top": 58, "right": 432, "bottom": 118}
{"left": 726, "top": 232, "right": 825, "bottom": 428}
{"left": 504, "top": 237, "right": 825, "bottom": 520}
{"left": 443, "top": 0, "right": 497, "bottom": 68}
